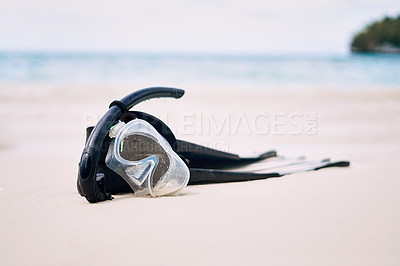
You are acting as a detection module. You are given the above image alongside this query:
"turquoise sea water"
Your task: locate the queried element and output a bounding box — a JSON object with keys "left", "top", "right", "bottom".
{"left": 0, "top": 52, "right": 399, "bottom": 89}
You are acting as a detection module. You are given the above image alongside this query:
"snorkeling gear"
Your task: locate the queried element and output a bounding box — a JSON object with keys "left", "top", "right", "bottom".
{"left": 77, "top": 87, "right": 350, "bottom": 203}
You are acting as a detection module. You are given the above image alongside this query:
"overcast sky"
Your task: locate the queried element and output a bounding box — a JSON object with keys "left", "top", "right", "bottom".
{"left": 0, "top": 0, "right": 399, "bottom": 54}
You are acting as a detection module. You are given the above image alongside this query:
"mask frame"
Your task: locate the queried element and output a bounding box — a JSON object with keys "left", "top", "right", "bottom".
{"left": 105, "top": 119, "right": 190, "bottom": 197}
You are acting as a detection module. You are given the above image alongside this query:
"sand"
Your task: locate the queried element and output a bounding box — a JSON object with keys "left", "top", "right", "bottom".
{"left": 0, "top": 84, "right": 399, "bottom": 266}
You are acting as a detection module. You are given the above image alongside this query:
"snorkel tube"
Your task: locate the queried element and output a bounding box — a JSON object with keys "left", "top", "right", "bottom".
{"left": 78, "top": 87, "right": 185, "bottom": 203}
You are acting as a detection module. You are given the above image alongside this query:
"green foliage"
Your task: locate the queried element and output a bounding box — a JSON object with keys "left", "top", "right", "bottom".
{"left": 351, "top": 15, "right": 400, "bottom": 53}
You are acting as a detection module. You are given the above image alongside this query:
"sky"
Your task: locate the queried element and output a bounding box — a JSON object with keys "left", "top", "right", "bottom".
{"left": 0, "top": 0, "right": 399, "bottom": 54}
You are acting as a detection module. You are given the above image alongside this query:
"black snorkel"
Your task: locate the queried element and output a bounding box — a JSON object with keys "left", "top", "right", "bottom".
{"left": 78, "top": 87, "right": 185, "bottom": 203}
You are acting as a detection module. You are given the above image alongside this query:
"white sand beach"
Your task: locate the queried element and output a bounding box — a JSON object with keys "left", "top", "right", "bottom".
{"left": 0, "top": 85, "right": 399, "bottom": 265}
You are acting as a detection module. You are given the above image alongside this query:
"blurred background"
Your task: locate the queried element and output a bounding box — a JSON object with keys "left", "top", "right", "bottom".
{"left": 0, "top": 0, "right": 399, "bottom": 90}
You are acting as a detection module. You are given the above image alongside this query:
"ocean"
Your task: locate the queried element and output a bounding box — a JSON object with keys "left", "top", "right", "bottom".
{"left": 0, "top": 51, "right": 399, "bottom": 89}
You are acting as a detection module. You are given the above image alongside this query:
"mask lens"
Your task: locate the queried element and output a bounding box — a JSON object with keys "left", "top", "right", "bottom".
{"left": 119, "top": 134, "right": 170, "bottom": 186}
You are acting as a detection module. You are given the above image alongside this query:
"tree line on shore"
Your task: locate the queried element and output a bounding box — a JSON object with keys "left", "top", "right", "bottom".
{"left": 351, "top": 15, "right": 400, "bottom": 53}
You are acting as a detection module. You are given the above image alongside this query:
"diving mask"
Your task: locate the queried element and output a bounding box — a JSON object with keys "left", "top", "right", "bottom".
{"left": 106, "top": 119, "right": 190, "bottom": 197}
